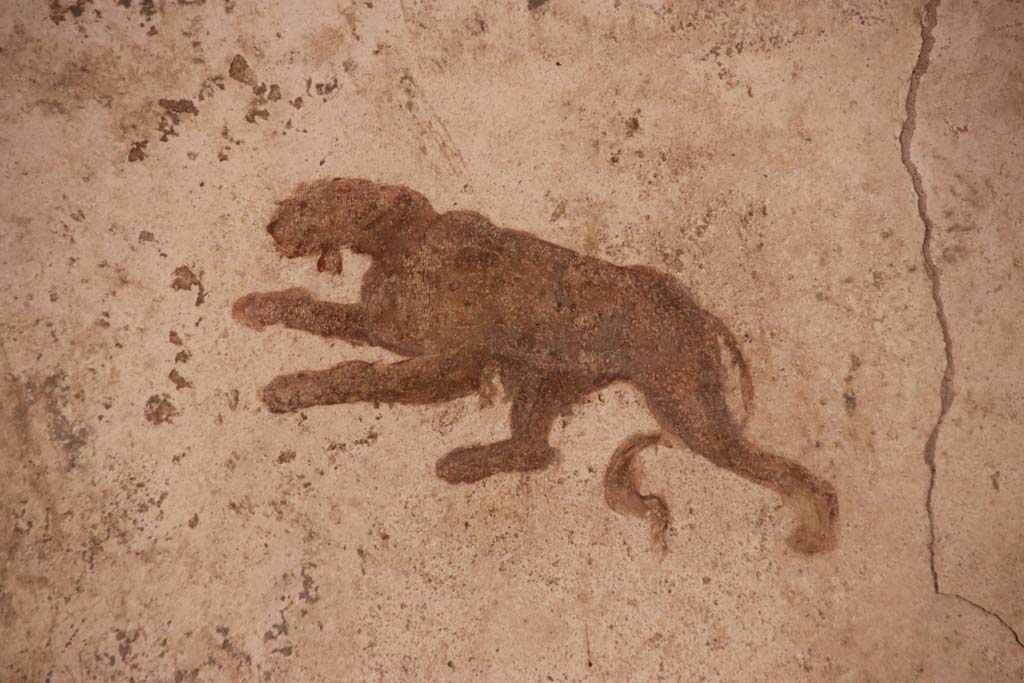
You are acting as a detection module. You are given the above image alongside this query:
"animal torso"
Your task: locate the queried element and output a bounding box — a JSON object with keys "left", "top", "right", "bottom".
{"left": 361, "top": 209, "right": 704, "bottom": 382}
{"left": 234, "top": 177, "right": 838, "bottom": 555}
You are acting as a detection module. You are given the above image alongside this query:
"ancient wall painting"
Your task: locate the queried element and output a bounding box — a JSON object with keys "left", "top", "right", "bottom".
{"left": 234, "top": 178, "right": 838, "bottom": 554}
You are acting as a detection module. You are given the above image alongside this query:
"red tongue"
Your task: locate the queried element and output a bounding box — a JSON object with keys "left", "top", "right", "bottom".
{"left": 316, "top": 251, "right": 326, "bottom": 272}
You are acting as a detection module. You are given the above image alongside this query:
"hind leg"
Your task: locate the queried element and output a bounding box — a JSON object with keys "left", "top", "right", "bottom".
{"left": 639, "top": 371, "right": 838, "bottom": 553}
{"left": 436, "top": 373, "right": 571, "bottom": 484}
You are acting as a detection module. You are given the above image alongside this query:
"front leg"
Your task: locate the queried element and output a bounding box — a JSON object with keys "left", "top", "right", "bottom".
{"left": 233, "top": 288, "right": 369, "bottom": 344}
{"left": 261, "top": 352, "right": 487, "bottom": 413}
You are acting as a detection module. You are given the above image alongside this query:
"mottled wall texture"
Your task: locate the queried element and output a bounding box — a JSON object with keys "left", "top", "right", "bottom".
{"left": 1, "top": 1, "right": 1022, "bottom": 681}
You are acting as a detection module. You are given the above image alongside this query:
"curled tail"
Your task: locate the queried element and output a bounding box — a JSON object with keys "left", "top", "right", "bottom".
{"left": 603, "top": 432, "right": 671, "bottom": 553}
{"left": 707, "top": 313, "right": 754, "bottom": 427}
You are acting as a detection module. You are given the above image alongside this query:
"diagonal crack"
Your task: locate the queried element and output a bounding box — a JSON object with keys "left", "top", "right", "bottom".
{"left": 950, "top": 593, "right": 1024, "bottom": 649}
{"left": 899, "top": 0, "right": 1024, "bottom": 651}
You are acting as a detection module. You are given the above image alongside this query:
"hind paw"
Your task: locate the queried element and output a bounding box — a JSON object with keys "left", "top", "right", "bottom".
{"left": 436, "top": 441, "right": 555, "bottom": 484}
{"left": 785, "top": 489, "right": 838, "bottom": 554}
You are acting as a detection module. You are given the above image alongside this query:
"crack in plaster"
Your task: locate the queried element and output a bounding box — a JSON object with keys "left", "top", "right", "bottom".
{"left": 899, "top": 0, "right": 1023, "bottom": 651}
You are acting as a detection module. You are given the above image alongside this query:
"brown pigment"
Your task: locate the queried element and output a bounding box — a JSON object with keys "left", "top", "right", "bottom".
{"left": 233, "top": 178, "right": 838, "bottom": 553}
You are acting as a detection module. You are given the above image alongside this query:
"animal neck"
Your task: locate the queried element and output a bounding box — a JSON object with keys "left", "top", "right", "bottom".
{"left": 350, "top": 205, "right": 434, "bottom": 256}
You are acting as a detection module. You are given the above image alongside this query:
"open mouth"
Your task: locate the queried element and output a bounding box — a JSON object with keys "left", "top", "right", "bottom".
{"left": 315, "top": 244, "right": 343, "bottom": 274}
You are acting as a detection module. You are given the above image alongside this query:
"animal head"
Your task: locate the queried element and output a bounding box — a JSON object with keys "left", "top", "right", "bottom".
{"left": 267, "top": 177, "right": 433, "bottom": 272}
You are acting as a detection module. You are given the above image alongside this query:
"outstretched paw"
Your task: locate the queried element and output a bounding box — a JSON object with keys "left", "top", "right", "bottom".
{"left": 259, "top": 362, "right": 372, "bottom": 413}
{"left": 260, "top": 372, "right": 317, "bottom": 413}
{"left": 232, "top": 288, "right": 313, "bottom": 331}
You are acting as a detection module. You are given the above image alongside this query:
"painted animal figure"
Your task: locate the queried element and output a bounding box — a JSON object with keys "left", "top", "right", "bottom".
{"left": 233, "top": 178, "right": 838, "bottom": 553}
